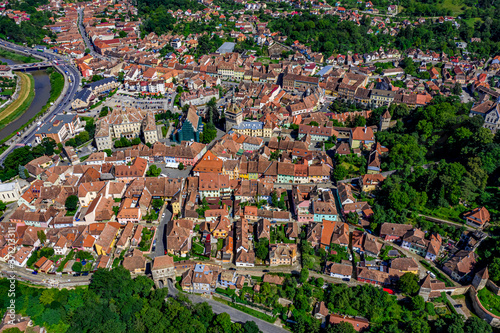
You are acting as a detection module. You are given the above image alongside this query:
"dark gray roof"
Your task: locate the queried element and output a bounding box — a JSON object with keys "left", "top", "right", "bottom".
{"left": 74, "top": 88, "right": 92, "bottom": 102}
{"left": 88, "top": 77, "right": 117, "bottom": 90}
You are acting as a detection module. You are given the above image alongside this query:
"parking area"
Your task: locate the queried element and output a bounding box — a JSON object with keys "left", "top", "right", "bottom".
{"left": 149, "top": 163, "right": 193, "bottom": 178}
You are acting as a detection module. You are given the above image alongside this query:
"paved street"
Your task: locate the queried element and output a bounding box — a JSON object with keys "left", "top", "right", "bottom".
{"left": 0, "top": 262, "right": 91, "bottom": 287}
{"left": 152, "top": 207, "right": 172, "bottom": 258}
{"left": 166, "top": 280, "right": 287, "bottom": 333}
{"left": 446, "top": 294, "right": 468, "bottom": 318}
{"left": 0, "top": 41, "right": 81, "bottom": 164}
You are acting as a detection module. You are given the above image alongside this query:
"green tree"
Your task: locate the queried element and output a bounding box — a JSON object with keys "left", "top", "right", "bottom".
{"left": 299, "top": 268, "right": 309, "bottom": 284}
{"left": 85, "top": 48, "right": 91, "bottom": 54}
{"left": 243, "top": 321, "right": 260, "bottom": 333}
{"left": 39, "top": 289, "right": 56, "bottom": 305}
{"left": 411, "top": 295, "right": 426, "bottom": 311}
{"left": 178, "top": 162, "right": 184, "bottom": 170}
{"left": 255, "top": 238, "right": 269, "bottom": 261}
{"left": 464, "top": 316, "right": 492, "bottom": 333}
{"left": 37, "top": 230, "right": 46, "bottom": 244}
{"left": 452, "top": 83, "right": 463, "bottom": 95}
{"left": 333, "top": 164, "right": 348, "bottom": 181}
{"left": 65, "top": 195, "right": 79, "bottom": 211}
{"left": 151, "top": 199, "right": 164, "bottom": 210}
{"left": 72, "top": 261, "right": 83, "bottom": 272}
{"left": 213, "top": 313, "right": 232, "bottom": 333}
{"left": 99, "top": 106, "right": 109, "bottom": 117}
{"left": 201, "top": 122, "right": 217, "bottom": 144}
{"left": 325, "top": 322, "right": 356, "bottom": 333}
{"left": 397, "top": 272, "right": 420, "bottom": 295}
{"left": 146, "top": 165, "right": 162, "bottom": 177}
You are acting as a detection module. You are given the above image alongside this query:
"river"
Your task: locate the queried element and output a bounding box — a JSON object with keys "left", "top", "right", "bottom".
{"left": 0, "top": 57, "right": 51, "bottom": 141}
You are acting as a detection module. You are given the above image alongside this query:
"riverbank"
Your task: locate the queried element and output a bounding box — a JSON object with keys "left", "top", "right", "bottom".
{"left": 40, "top": 68, "right": 64, "bottom": 115}
{"left": 0, "top": 69, "right": 63, "bottom": 145}
{"left": 0, "top": 48, "right": 41, "bottom": 64}
{"left": 0, "top": 72, "right": 35, "bottom": 130}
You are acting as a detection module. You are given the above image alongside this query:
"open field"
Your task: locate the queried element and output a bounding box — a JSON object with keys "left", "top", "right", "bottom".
{"left": 439, "top": 0, "right": 467, "bottom": 16}
{"left": 0, "top": 72, "right": 35, "bottom": 129}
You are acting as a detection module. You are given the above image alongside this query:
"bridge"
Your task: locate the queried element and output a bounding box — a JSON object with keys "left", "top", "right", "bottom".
{"left": 9, "top": 62, "right": 53, "bottom": 70}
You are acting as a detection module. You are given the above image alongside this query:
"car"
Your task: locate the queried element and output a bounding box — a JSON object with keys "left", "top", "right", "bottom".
{"left": 82, "top": 272, "right": 89, "bottom": 276}
{"left": 31, "top": 271, "right": 38, "bottom": 275}
{"left": 73, "top": 273, "right": 81, "bottom": 277}
{"left": 262, "top": 269, "right": 270, "bottom": 273}
{"left": 342, "top": 278, "right": 350, "bottom": 281}
{"left": 229, "top": 268, "right": 236, "bottom": 271}
{"left": 454, "top": 304, "right": 462, "bottom": 308}
{"left": 164, "top": 250, "right": 167, "bottom": 255}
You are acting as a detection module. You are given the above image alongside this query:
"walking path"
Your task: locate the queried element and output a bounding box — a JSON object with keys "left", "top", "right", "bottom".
{"left": 446, "top": 294, "right": 468, "bottom": 319}
{"left": 165, "top": 280, "right": 287, "bottom": 333}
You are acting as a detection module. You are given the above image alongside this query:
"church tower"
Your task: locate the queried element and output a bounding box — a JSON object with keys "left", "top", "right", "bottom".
{"left": 379, "top": 110, "right": 391, "bottom": 131}
{"left": 225, "top": 94, "right": 243, "bottom": 131}
{"left": 472, "top": 267, "right": 489, "bottom": 291}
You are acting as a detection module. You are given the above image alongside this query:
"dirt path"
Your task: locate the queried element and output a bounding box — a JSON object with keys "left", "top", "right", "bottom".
{"left": 0, "top": 72, "right": 33, "bottom": 122}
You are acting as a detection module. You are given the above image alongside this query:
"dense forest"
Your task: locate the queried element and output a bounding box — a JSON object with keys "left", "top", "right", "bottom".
{"left": 0, "top": 267, "right": 262, "bottom": 333}
{"left": 369, "top": 96, "right": 500, "bottom": 249}
{"left": 0, "top": 0, "right": 54, "bottom": 45}
{"left": 267, "top": 13, "right": 393, "bottom": 56}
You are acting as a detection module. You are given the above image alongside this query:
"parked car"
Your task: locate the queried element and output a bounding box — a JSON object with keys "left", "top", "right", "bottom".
{"left": 31, "top": 271, "right": 38, "bottom": 275}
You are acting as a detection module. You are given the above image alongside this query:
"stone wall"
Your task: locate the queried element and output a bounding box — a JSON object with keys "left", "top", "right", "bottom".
{"left": 487, "top": 280, "right": 500, "bottom": 296}
{"left": 450, "top": 286, "right": 471, "bottom": 296}
{"left": 468, "top": 286, "right": 500, "bottom": 328}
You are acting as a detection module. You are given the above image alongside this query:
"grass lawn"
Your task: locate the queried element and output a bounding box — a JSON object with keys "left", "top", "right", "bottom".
{"left": 256, "top": 57, "right": 278, "bottom": 65}
{"left": 251, "top": 276, "right": 263, "bottom": 282}
{"left": 173, "top": 254, "right": 190, "bottom": 262}
{"left": 0, "top": 49, "right": 41, "bottom": 63}
{"left": 340, "top": 162, "right": 359, "bottom": 172}
{"left": 420, "top": 260, "right": 454, "bottom": 287}
{"left": 82, "top": 262, "right": 93, "bottom": 272}
{"left": 56, "top": 250, "right": 75, "bottom": 272}
{"left": 439, "top": 0, "right": 467, "bottom": 16}
{"left": 451, "top": 294, "right": 465, "bottom": 300}
{"left": 192, "top": 242, "right": 205, "bottom": 255}
{"left": 0, "top": 89, "right": 13, "bottom": 96}
{"left": 478, "top": 288, "right": 500, "bottom": 317}
{"left": 463, "top": 17, "right": 483, "bottom": 27}
{"left": 65, "top": 209, "right": 78, "bottom": 216}
{"left": 325, "top": 142, "right": 335, "bottom": 150}
{"left": 49, "top": 255, "right": 64, "bottom": 263}
{"left": 418, "top": 205, "right": 468, "bottom": 223}
{"left": 0, "top": 73, "right": 34, "bottom": 129}
{"left": 212, "top": 296, "right": 276, "bottom": 323}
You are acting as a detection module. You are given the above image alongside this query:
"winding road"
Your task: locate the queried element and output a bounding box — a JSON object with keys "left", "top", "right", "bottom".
{"left": 0, "top": 40, "right": 81, "bottom": 164}
{"left": 165, "top": 280, "right": 288, "bottom": 333}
